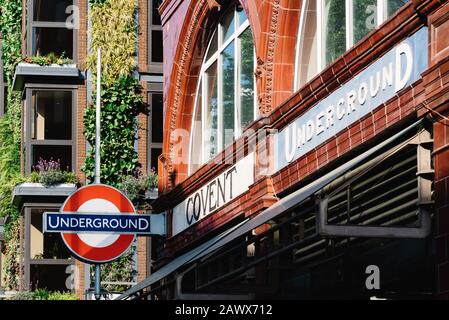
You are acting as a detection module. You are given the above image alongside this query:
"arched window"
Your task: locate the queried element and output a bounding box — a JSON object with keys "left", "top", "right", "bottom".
{"left": 189, "top": 4, "right": 257, "bottom": 173}
{"left": 295, "top": 0, "right": 408, "bottom": 89}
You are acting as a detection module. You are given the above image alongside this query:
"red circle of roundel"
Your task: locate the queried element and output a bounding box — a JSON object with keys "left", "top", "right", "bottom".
{"left": 61, "top": 184, "right": 136, "bottom": 263}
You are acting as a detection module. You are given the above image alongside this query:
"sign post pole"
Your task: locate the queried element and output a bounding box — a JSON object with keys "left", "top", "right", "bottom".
{"left": 94, "top": 47, "right": 102, "bottom": 300}
{"left": 95, "top": 47, "right": 101, "bottom": 185}
{"left": 95, "top": 264, "right": 101, "bottom": 300}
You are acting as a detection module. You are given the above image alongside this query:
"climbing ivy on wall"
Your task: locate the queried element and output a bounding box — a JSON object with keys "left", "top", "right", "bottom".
{"left": 84, "top": 0, "right": 147, "bottom": 293}
{"left": 0, "top": 0, "right": 24, "bottom": 290}
{"left": 83, "top": 76, "right": 147, "bottom": 187}
{"left": 83, "top": 0, "right": 145, "bottom": 187}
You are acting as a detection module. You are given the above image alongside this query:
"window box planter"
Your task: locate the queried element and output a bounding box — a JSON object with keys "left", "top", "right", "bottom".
{"left": 12, "top": 182, "right": 78, "bottom": 207}
{"left": 145, "top": 188, "right": 159, "bottom": 200}
{"left": 12, "top": 62, "right": 84, "bottom": 92}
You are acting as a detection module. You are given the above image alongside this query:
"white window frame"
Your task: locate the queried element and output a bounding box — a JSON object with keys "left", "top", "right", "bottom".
{"left": 188, "top": 5, "right": 257, "bottom": 174}
{"left": 295, "top": 0, "right": 404, "bottom": 90}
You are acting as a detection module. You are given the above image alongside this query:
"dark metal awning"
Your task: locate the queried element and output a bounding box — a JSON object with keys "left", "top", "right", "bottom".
{"left": 116, "top": 120, "right": 423, "bottom": 300}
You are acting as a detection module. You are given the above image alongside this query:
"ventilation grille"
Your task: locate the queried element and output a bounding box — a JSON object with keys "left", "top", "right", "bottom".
{"left": 327, "top": 146, "right": 419, "bottom": 228}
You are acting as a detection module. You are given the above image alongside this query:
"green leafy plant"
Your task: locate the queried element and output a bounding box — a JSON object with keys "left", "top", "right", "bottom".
{"left": 64, "top": 172, "right": 79, "bottom": 184}
{"left": 82, "top": 76, "right": 148, "bottom": 187}
{"left": 120, "top": 175, "right": 142, "bottom": 204}
{"left": 47, "top": 291, "right": 79, "bottom": 300}
{"left": 84, "top": 0, "right": 146, "bottom": 291}
{"left": 29, "top": 171, "right": 40, "bottom": 183}
{"left": 0, "top": 0, "right": 22, "bottom": 82}
{"left": 120, "top": 168, "right": 158, "bottom": 205}
{"left": 39, "top": 170, "right": 66, "bottom": 186}
{"left": 34, "top": 288, "right": 50, "bottom": 300}
{"left": 142, "top": 168, "right": 158, "bottom": 190}
{"left": 97, "top": 245, "right": 137, "bottom": 293}
{"left": 1, "top": 216, "right": 21, "bottom": 289}
{"left": 89, "top": 0, "right": 108, "bottom": 6}
{"left": 9, "top": 290, "right": 78, "bottom": 300}
{"left": 88, "top": 0, "right": 137, "bottom": 86}
{"left": 33, "top": 158, "right": 79, "bottom": 186}
{"left": 10, "top": 291, "right": 36, "bottom": 300}
{"left": 0, "top": 0, "right": 24, "bottom": 290}
{"left": 22, "top": 52, "right": 73, "bottom": 66}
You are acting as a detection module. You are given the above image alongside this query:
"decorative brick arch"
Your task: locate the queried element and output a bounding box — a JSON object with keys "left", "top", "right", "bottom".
{"left": 160, "top": 0, "right": 215, "bottom": 191}
{"left": 254, "top": 0, "right": 302, "bottom": 113}
{"left": 160, "top": 0, "right": 302, "bottom": 191}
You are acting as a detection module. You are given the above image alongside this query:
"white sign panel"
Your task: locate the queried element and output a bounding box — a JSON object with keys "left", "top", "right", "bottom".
{"left": 173, "top": 153, "right": 254, "bottom": 236}
{"left": 275, "top": 27, "right": 428, "bottom": 171}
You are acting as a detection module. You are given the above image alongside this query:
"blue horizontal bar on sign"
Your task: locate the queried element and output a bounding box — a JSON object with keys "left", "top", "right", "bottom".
{"left": 43, "top": 212, "right": 152, "bottom": 235}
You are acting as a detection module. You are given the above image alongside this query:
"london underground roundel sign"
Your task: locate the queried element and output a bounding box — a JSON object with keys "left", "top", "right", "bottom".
{"left": 60, "top": 184, "right": 136, "bottom": 263}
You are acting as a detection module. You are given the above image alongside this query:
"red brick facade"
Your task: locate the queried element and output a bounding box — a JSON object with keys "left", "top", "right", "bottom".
{"left": 155, "top": 0, "right": 449, "bottom": 298}
{"left": 425, "top": 1, "right": 449, "bottom": 300}
{"left": 74, "top": 0, "right": 88, "bottom": 298}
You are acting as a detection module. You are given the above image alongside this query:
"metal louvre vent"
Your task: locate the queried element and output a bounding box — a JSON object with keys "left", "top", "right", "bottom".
{"left": 319, "top": 127, "right": 433, "bottom": 239}
{"left": 327, "top": 146, "right": 419, "bottom": 228}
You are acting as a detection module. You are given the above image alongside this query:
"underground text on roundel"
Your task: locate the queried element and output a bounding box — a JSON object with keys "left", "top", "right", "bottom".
{"left": 43, "top": 212, "right": 152, "bottom": 234}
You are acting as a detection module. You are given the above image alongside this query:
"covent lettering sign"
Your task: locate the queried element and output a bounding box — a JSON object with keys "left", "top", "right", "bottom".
{"left": 172, "top": 153, "right": 254, "bottom": 235}
{"left": 275, "top": 27, "right": 428, "bottom": 171}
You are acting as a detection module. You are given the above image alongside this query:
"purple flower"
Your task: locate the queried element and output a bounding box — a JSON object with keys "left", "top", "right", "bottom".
{"left": 34, "top": 158, "right": 62, "bottom": 173}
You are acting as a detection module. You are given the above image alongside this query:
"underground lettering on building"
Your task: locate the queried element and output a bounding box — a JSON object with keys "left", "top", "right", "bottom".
{"left": 276, "top": 28, "right": 428, "bottom": 171}
{"left": 185, "top": 167, "right": 237, "bottom": 225}
{"left": 172, "top": 153, "right": 254, "bottom": 235}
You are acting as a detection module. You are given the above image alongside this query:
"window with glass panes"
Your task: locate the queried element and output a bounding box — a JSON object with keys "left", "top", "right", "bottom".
{"left": 28, "top": 0, "right": 75, "bottom": 59}
{"left": 149, "top": 0, "right": 163, "bottom": 66}
{"left": 189, "top": 4, "right": 257, "bottom": 173}
{"left": 148, "top": 90, "right": 163, "bottom": 172}
{"left": 295, "top": 0, "right": 408, "bottom": 89}
{"left": 23, "top": 206, "right": 74, "bottom": 292}
{"left": 25, "top": 87, "right": 76, "bottom": 173}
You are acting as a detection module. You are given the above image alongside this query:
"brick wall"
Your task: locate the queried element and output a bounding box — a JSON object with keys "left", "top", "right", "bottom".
{"left": 138, "top": 0, "right": 149, "bottom": 74}
{"left": 72, "top": 0, "right": 152, "bottom": 296}
{"left": 137, "top": 0, "right": 149, "bottom": 284}
{"left": 426, "top": 1, "right": 449, "bottom": 300}
{"left": 75, "top": 0, "right": 88, "bottom": 182}
{"left": 75, "top": 0, "right": 88, "bottom": 299}
{"left": 136, "top": 237, "right": 148, "bottom": 282}
{"left": 434, "top": 120, "right": 449, "bottom": 299}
